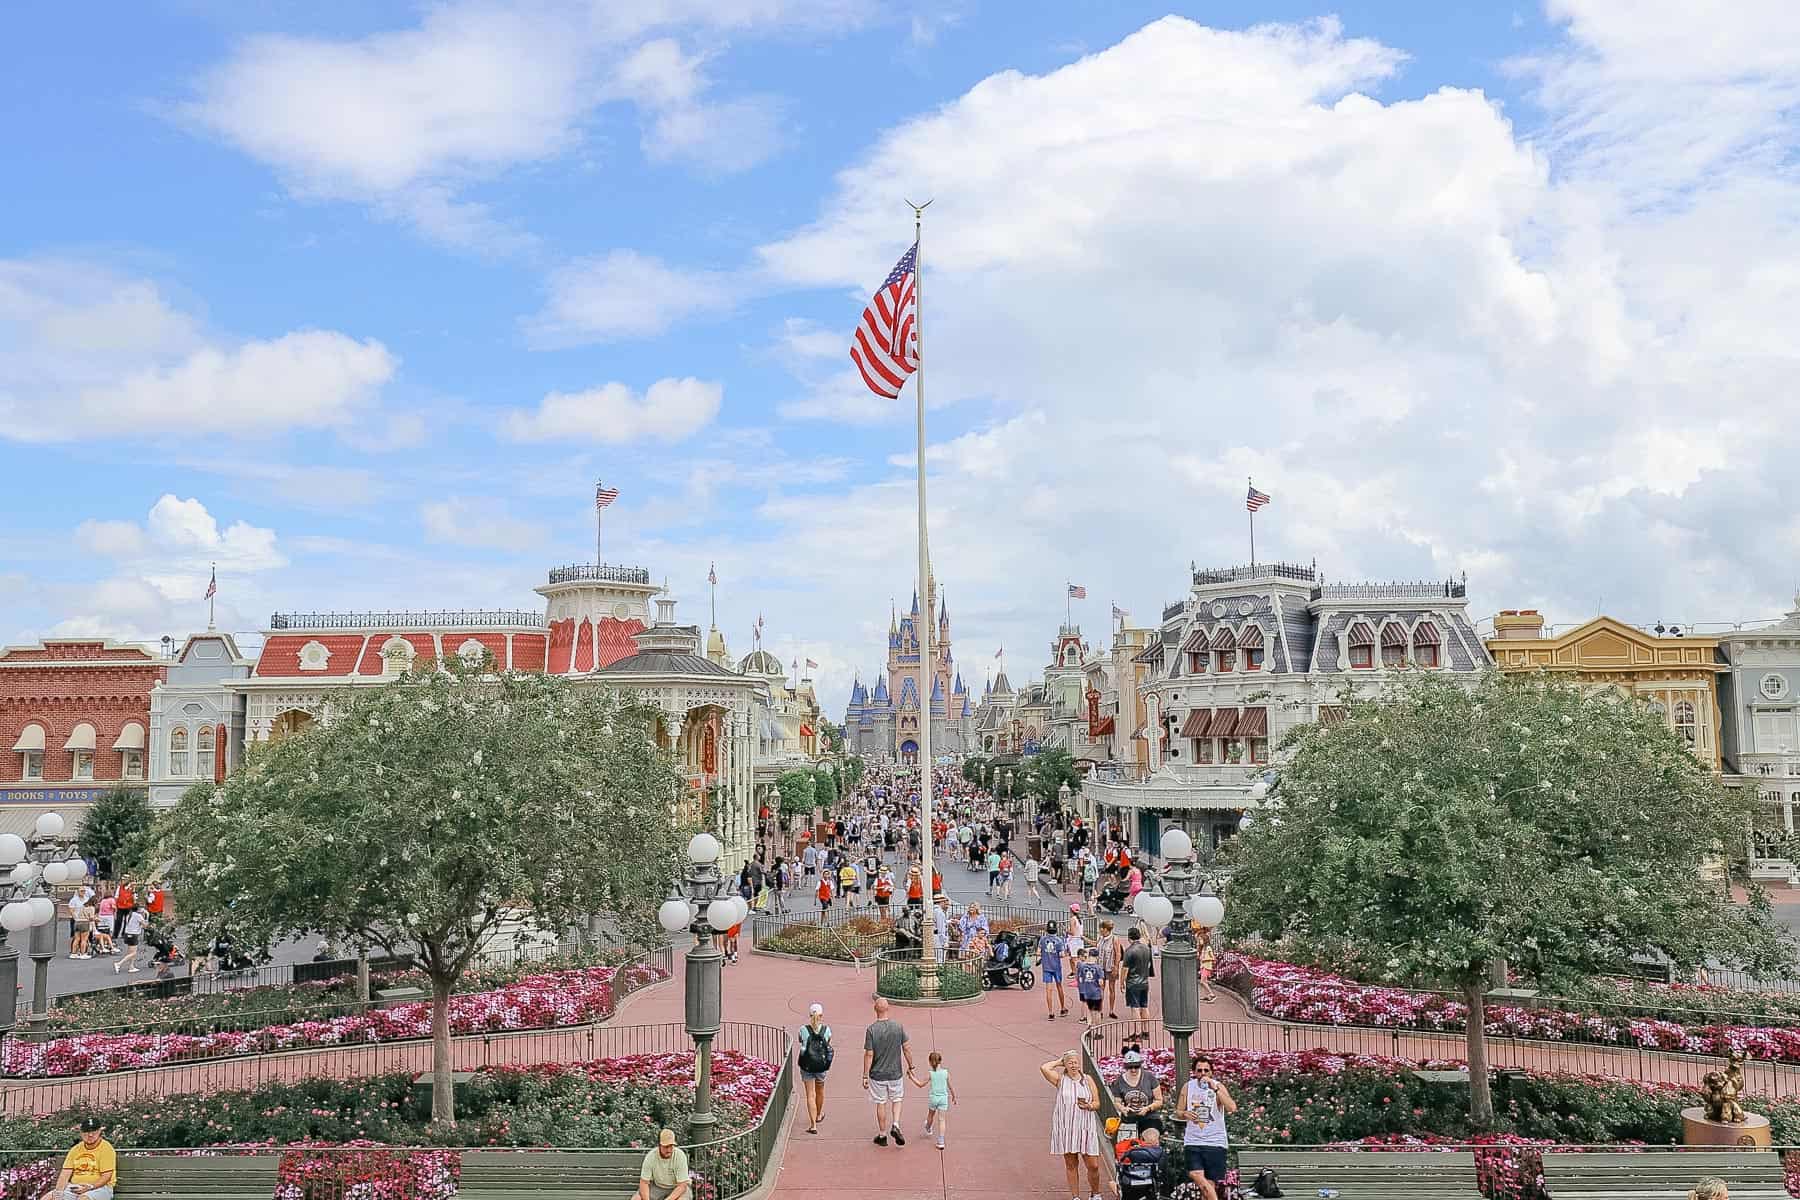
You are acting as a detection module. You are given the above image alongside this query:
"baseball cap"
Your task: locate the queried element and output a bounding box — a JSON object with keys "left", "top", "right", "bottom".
{"left": 658, "top": 1128, "right": 677, "bottom": 1147}
{"left": 79, "top": 1118, "right": 103, "bottom": 1132}
{"left": 1122, "top": 1049, "right": 1143, "bottom": 1066}
{"left": 808, "top": 1003, "right": 823, "bottom": 1017}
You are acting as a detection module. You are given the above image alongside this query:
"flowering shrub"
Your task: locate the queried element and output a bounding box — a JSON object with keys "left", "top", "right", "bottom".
{"left": 0, "top": 1155, "right": 58, "bottom": 1199}
{"left": 7, "top": 963, "right": 668, "bottom": 1079}
{"left": 1218, "top": 954, "right": 1800, "bottom": 1064}
{"left": 277, "top": 1143, "right": 458, "bottom": 1200}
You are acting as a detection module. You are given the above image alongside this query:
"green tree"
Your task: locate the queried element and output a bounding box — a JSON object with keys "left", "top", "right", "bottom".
{"left": 156, "top": 661, "right": 690, "bottom": 1125}
{"left": 813, "top": 765, "right": 839, "bottom": 813}
{"left": 777, "top": 770, "right": 817, "bottom": 818}
{"left": 77, "top": 786, "right": 153, "bottom": 879}
{"left": 1020, "top": 747, "right": 1081, "bottom": 815}
{"left": 1224, "top": 671, "right": 1793, "bottom": 1125}
{"left": 842, "top": 756, "right": 866, "bottom": 793}
{"left": 961, "top": 755, "right": 989, "bottom": 786}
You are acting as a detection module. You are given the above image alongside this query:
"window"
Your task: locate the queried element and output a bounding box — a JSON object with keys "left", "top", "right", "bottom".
{"left": 1246, "top": 647, "right": 1264, "bottom": 670}
{"left": 298, "top": 640, "right": 331, "bottom": 671}
{"left": 1412, "top": 621, "right": 1442, "bottom": 668}
{"left": 73, "top": 750, "right": 92, "bottom": 780}
{"left": 1755, "top": 710, "right": 1798, "bottom": 753}
{"left": 21, "top": 751, "right": 42, "bottom": 781}
{"left": 1240, "top": 626, "right": 1265, "bottom": 671}
{"left": 197, "top": 725, "right": 216, "bottom": 774}
{"left": 1674, "top": 700, "right": 1697, "bottom": 745}
{"left": 1248, "top": 738, "right": 1268, "bottom": 764}
{"left": 1212, "top": 628, "right": 1237, "bottom": 674}
{"left": 1347, "top": 622, "right": 1375, "bottom": 669}
{"left": 1380, "top": 622, "right": 1407, "bottom": 667}
{"left": 169, "top": 727, "right": 190, "bottom": 777}
{"left": 122, "top": 749, "right": 143, "bottom": 780}
{"left": 1215, "top": 649, "right": 1236, "bottom": 672}
{"left": 1188, "top": 652, "right": 1205, "bottom": 675}
{"left": 381, "top": 636, "right": 415, "bottom": 677}
{"left": 13, "top": 723, "right": 46, "bottom": 781}
{"left": 1194, "top": 737, "right": 1214, "bottom": 764}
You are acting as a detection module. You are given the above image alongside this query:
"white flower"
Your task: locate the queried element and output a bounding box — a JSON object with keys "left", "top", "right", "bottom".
{"left": 472, "top": 750, "right": 484, "bottom": 767}
{"left": 1560, "top": 714, "right": 1573, "bottom": 727}
{"left": 451, "top": 789, "right": 463, "bottom": 802}
{"left": 1539, "top": 779, "right": 1552, "bottom": 791}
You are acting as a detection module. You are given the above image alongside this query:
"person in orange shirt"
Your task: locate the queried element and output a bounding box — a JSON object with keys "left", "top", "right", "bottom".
{"left": 110, "top": 881, "right": 135, "bottom": 943}
{"left": 817, "top": 876, "right": 833, "bottom": 914}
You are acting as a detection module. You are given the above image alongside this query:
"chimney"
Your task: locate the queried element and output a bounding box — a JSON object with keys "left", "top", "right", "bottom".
{"left": 1493, "top": 609, "right": 1545, "bottom": 640}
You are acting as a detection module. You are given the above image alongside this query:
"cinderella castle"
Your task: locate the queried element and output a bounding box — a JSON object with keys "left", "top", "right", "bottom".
{"left": 843, "top": 569, "right": 974, "bottom": 763}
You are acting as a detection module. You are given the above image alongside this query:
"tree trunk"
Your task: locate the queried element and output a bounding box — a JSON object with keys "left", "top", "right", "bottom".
{"left": 1464, "top": 978, "right": 1494, "bottom": 1127}
{"left": 356, "top": 947, "right": 371, "bottom": 1005}
{"left": 430, "top": 973, "right": 455, "bottom": 1125}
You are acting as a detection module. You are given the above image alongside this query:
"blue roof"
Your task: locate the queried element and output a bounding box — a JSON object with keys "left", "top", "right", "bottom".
{"left": 898, "top": 676, "right": 919, "bottom": 709}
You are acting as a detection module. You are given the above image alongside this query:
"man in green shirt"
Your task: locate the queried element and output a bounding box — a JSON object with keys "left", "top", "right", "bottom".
{"left": 637, "top": 1129, "right": 690, "bottom": 1200}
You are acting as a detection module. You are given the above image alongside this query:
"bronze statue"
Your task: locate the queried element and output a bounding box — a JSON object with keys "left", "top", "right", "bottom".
{"left": 1701, "top": 1050, "right": 1748, "bottom": 1124}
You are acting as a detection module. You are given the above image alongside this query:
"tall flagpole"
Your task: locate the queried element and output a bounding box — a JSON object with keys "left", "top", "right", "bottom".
{"left": 1248, "top": 476, "right": 1256, "bottom": 568}
{"left": 909, "top": 198, "right": 934, "bottom": 910}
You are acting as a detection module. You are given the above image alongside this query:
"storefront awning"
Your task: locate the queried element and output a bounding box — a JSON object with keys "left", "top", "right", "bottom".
{"left": 1178, "top": 709, "right": 1211, "bottom": 738}
{"left": 11, "top": 725, "right": 44, "bottom": 752}
{"left": 113, "top": 723, "right": 146, "bottom": 751}
{"left": 1204, "top": 708, "right": 1240, "bottom": 737}
{"left": 63, "top": 723, "right": 96, "bottom": 751}
{"left": 1237, "top": 707, "right": 1269, "bottom": 738}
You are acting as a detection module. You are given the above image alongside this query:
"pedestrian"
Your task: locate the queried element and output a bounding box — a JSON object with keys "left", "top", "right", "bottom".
{"left": 113, "top": 908, "right": 147, "bottom": 974}
{"left": 1064, "top": 903, "right": 1088, "bottom": 963}
{"left": 1075, "top": 946, "right": 1105, "bottom": 1026}
{"left": 862, "top": 997, "right": 920, "bottom": 1146}
{"left": 797, "top": 1003, "right": 834, "bottom": 1135}
{"left": 932, "top": 893, "right": 951, "bottom": 963}
{"left": 1096, "top": 919, "right": 1122, "bottom": 1019}
{"left": 1081, "top": 854, "right": 1099, "bottom": 903}
{"left": 1040, "top": 1049, "right": 1105, "bottom": 1200}
{"left": 905, "top": 864, "right": 924, "bottom": 911}
{"left": 839, "top": 860, "right": 859, "bottom": 910}
{"left": 1024, "top": 854, "right": 1043, "bottom": 902}
{"left": 67, "top": 880, "right": 94, "bottom": 955}
{"left": 91, "top": 895, "right": 115, "bottom": 955}
{"left": 634, "top": 1129, "right": 690, "bottom": 1200}
{"left": 40, "top": 1117, "right": 116, "bottom": 1200}
{"left": 985, "top": 847, "right": 1001, "bottom": 895}
{"left": 1198, "top": 933, "right": 1217, "bottom": 1003}
{"left": 1108, "top": 1046, "right": 1164, "bottom": 1134}
{"left": 873, "top": 867, "right": 894, "bottom": 912}
{"left": 921, "top": 1049, "right": 956, "bottom": 1150}
{"left": 817, "top": 874, "right": 833, "bottom": 915}
{"left": 110, "top": 879, "right": 135, "bottom": 943}
{"left": 1176, "top": 1054, "right": 1236, "bottom": 1200}
{"left": 1122, "top": 927, "right": 1154, "bottom": 1023}
{"left": 802, "top": 842, "right": 818, "bottom": 884}
{"left": 1038, "top": 920, "right": 1069, "bottom": 1020}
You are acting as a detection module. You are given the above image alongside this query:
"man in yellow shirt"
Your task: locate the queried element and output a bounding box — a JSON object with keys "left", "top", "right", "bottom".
{"left": 41, "top": 1118, "right": 115, "bottom": 1200}
{"left": 636, "top": 1128, "right": 689, "bottom": 1200}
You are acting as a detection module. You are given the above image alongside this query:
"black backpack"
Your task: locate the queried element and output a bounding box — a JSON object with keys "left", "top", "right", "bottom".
{"left": 798, "top": 1025, "right": 834, "bottom": 1072}
{"left": 1250, "top": 1166, "right": 1282, "bottom": 1197}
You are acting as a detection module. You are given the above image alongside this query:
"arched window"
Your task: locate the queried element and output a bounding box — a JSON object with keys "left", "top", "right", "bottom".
{"left": 1412, "top": 621, "right": 1442, "bottom": 668}
{"left": 1674, "top": 700, "right": 1697, "bottom": 745}
{"left": 1240, "top": 625, "right": 1265, "bottom": 671}
{"left": 169, "top": 726, "right": 190, "bottom": 777}
{"left": 381, "top": 636, "right": 415, "bottom": 677}
{"left": 1347, "top": 622, "right": 1375, "bottom": 669}
{"left": 1380, "top": 622, "right": 1407, "bottom": 667}
{"left": 1212, "top": 627, "right": 1238, "bottom": 674}
{"left": 12, "top": 723, "right": 46, "bottom": 781}
{"left": 197, "top": 725, "right": 215, "bottom": 753}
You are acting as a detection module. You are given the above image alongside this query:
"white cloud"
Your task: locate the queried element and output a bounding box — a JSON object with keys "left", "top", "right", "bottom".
{"left": 421, "top": 498, "right": 546, "bottom": 550}
{"left": 74, "top": 520, "right": 148, "bottom": 558}
{"left": 0, "top": 259, "right": 400, "bottom": 443}
{"left": 501, "top": 377, "right": 723, "bottom": 443}
{"left": 527, "top": 251, "right": 737, "bottom": 345}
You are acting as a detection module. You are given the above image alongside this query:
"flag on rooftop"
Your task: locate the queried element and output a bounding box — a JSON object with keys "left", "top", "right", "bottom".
{"left": 849, "top": 242, "right": 919, "bottom": 399}
{"left": 1068, "top": 584, "right": 1087, "bottom": 599}
{"left": 204, "top": 567, "right": 217, "bottom": 601}
{"left": 708, "top": 563, "right": 717, "bottom": 585}
{"left": 595, "top": 482, "right": 620, "bottom": 510}
{"left": 1112, "top": 604, "right": 1125, "bottom": 621}
{"left": 1246, "top": 484, "right": 1271, "bottom": 512}
{"left": 805, "top": 658, "right": 819, "bottom": 669}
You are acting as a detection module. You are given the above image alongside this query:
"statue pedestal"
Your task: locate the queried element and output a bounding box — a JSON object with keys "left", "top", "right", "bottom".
{"left": 1681, "top": 1107, "right": 1771, "bottom": 1147}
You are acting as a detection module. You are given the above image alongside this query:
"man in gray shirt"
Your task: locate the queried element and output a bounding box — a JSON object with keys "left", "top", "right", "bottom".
{"left": 862, "top": 997, "right": 920, "bottom": 1146}
{"left": 1122, "top": 927, "right": 1155, "bottom": 1020}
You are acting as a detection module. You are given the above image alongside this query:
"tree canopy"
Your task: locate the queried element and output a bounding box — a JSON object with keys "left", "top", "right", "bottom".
{"left": 77, "top": 785, "right": 153, "bottom": 879}
{"left": 1224, "top": 670, "right": 1793, "bottom": 1124}
{"left": 157, "top": 660, "right": 691, "bottom": 1124}
{"left": 777, "top": 769, "right": 817, "bottom": 817}
{"left": 1020, "top": 747, "right": 1081, "bottom": 814}
{"left": 813, "top": 764, "right": 839, "bottom": 811}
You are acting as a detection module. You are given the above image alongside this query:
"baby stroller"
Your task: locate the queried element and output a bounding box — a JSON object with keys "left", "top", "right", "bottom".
{"left": 1096, "top": 880, "right": 1131, "bottom": 915}
{"left": 981, "top": 930, "right": 1036, "bottom": 990}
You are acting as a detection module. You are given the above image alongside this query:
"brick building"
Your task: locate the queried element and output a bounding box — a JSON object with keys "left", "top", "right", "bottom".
{"left": 0, "top": 640, "right": 166, "bottom": 838}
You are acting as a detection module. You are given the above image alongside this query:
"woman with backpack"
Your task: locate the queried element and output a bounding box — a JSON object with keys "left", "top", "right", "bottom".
{"left": 798, "top": 1002, "right": 834, "bottom": 1134}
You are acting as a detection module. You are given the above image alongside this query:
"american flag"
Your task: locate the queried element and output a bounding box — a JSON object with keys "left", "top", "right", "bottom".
{"left": 994, "top": 646, "right": 1003, "bottom": 659}
{"left": 204, "top": 567, "right": 217, "bottom": 601}
{"left": 595, "top": 482, "right": 620, "bottom": 510}
{"left": 805, "top": 658, "right": 819, "bottom": 669}
{"left": 708, "top": 563, "right": 717, "bottom": 585}
{"left": 1246, "top": 484, "right": 1271, "bottom": 512}
{"left": 849, "top": 243, "right": 919, "bottom": 399}
{"left": 1112, "top": 604, "right": 1125, "bottom": 621}
{"left": 1068, "top": 584, "right": 1087, "bottom": 599}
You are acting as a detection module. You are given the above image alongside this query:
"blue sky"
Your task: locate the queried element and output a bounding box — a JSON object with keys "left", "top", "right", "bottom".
{"left": 4, "top": 1, "right": 1798, "bottom": 715}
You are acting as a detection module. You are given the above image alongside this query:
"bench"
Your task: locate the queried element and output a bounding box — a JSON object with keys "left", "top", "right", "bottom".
{"left": 1540, "top": 1149, "right": 1788, "bottom": 1198}
{"left": 1237, "top": 1150, "right": 1484, "bottom": 1198}
{"left": 458, "top": 1149, "right": 647, "bottom": 1198}
{"left": 116, "top": 1153, "right": 280, "bottom": 1199}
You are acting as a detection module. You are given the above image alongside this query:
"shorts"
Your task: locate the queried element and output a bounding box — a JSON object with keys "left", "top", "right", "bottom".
{"left": 645, "top": 1182, "right": 681, "bottom": 1200}
{"left": 1125, "top": 981, "right": 1149, "bottom": 1009}
{"left": 801, "top": 1070, "right": 828, "bottom": 1083}
{"left": 51, "top": 1189, "right": 112, "bottom": 1200}
{"left": 124, "top": 935, "right": 140, "bottom": 946}
{"left": 928, "top": 1097, "right": 949, "bottom": 1111}
{"left": 1083, "top": 997, "right": 1101, "bottom": 1011}
{"left": 867, "top": 1077, "right": 905, "bottom": 1103}
{"left": 1185, "top": 1145, "right": 1228, "bottom": 1182}
{"left": 1041, "top": 966, "right": 1063, "bottom": 985}
{"left": 874, "top": 895, "right": 890, "bottom": 906}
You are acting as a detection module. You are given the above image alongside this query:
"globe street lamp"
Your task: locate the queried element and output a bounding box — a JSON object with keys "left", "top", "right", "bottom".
{"left": 0, "top": 813, "right": 88, "bottom": 1040}
{"left": 1133, "top": 827, "right": 1224, "bottom": 1104}
{"left": 657, "top": 831, "right": 749, "bottom": 1136}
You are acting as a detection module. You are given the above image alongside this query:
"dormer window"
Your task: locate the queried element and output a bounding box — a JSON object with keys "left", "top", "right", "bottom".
{"left": 1213, "top": 627, "right": 1237, "bottom": 673}
{"left": 1347, "top": 622, "right": 1375, "bottom": 670}
{"left": 381, "top": 636, "right": 415, "bottom": 677}
{"left": 1412, "top": 621, "right": 1442, "bottom": 668}
{"left": 1380, "top": 622, "right": 1407, "bottom": 668}
{"left": 457, "top": 638, "right": 488, "bottom": 666}
{"left": 298, "top": 640, "right": 331, "bottom": 672}
{"left": 1182, "top": 628, "right": 1209, "bottom": 676}
{"left": 1240, "top": 625, "right": 1265, "bottom": 671}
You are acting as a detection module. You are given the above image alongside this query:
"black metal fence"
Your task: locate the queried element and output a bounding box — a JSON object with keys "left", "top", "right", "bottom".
{"left": 873, "top": 947, "right": 984, "bottom": 1002}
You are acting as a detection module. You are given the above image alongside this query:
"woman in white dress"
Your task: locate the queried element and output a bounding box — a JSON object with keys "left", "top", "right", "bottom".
{"left": 1040, "top": 1049, "right": 1111, "bottom": 1200}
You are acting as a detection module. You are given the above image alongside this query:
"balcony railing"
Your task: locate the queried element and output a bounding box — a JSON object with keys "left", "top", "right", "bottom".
{"left": 1163, "top": 601, "right": 1186, "bottom": 622}
{"left": 1313, "top": 579, "right": 1466, "bottom": 600}
{"left": 1193, "top": 562, "right": 1316, "bottom": 585}
{"left": 545, "top": 563, "right": 653, "bottom": 585}
{"left": 268, "top": 610, "right": 546, "bottom": 630}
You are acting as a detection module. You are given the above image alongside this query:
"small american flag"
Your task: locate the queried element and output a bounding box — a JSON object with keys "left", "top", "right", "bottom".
{"left": 1112, "top": 604, "right": 1125, "bottom": 621}
{"left": 1068, "top": 584, "right": 1087, "bottom": 599}
{"left": 708, "top": 563, "right": 717, "bottom": 585}
{"left": 204, "top": 567, "right": 217, "bottom": 601}
{"left": 805, "top": 658, "right": 819, "bottom": 669}
{"left": 1246, "top": 484, "right": 1271, "bottom": 512}
{"left": 850, "top": 243, "right": 919, "bottom": 399}
{"left": 994, "top": 646, "right": 1003, "bottom": 660}
{"left": 595, "top": 482, "right": 620, "bottom": 510}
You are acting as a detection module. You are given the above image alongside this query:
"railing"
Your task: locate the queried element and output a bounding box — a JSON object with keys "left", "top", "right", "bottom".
{"left": 545, "top": 563, "right": 653, "bottom": 585}
{"left": 1163, "top": 601, "right": 1186, "bottom": 622}
{"left": 750, "top": 896, "right": 1107, "bottom": 961}
{"left": 1313, "top": 579, "right": 1466, "bottom": 600}
{"left": 1194, "top": 562, "right": 1316, "bottom": 585}
{"left": 268, "top": 610, "right": 546, "bottom": 630}
{"left": 873, "top": 946, "right": 984, "bottom": 1001}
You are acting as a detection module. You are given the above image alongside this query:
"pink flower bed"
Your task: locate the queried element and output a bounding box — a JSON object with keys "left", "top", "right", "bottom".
{"left": 277, "top": 1143, "right": 458, "bottom": 1200}
{"left": 2, "top": 963, "right": 667, "bottom": 1079}
{"left": 1219, "top": 954, "right": 1800, "bottom": 1064}
{"left": 497, "top": 1048, "right": 783, "bottom": 1120}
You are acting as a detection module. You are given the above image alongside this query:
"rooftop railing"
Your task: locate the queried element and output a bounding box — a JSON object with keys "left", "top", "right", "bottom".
{"left": 1193, "top": 562, "right": 1317, "bottom": 585}
{"left": 1313, "top": 579, "right": 1467, "bottom": 600}
{"left": 545, "top": 563, "right": 653, "bottom": 585}
{"left": 268, "top": 610, "right": 546, "bottom": 630}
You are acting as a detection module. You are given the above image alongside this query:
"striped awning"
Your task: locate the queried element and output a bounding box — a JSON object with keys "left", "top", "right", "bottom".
{"left": 1181, "top": 628, "right": 1209, "bottom": 653}
{"left": 1237, "top": 707, "right": 1269, "bottom": 738}
{"left": 1348, "top": 621, "right": 1375, "bottom": 646}
{"left": 1211, "top": 627, "right": 1237, "bottom": 650}
{"left": 1239, "top": 625, "right": 1264, "bottom": 649}
{"left": 1380, "top": 622, "right": 1408, "bottom": 648}
{"left": 1178, "top": 709, "right": 1212, "bottom": 738}
{"left": 1205, "top": 708, "right": 1240, "bottom": 737}
{"left": 1412, "top": 620, "right": 1441, "bottom": 645}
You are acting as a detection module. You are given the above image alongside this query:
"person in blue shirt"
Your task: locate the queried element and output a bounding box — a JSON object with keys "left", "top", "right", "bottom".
{"left": 1075, "top": 946, "right": 1106, "bottom": 1026}
{"left": 1038, "top": 920, "right": 1068, "bottom": 1019}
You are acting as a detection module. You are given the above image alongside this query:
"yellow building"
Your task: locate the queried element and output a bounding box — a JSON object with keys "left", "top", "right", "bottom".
{"left": 1487, "top": 610, "right": 1724, "bottom": 770}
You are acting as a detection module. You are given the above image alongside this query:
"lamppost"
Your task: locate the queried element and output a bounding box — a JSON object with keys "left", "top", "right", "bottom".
{"left": 657, "top": 832, "right": 749, "bottom": 1136}
{"left": 0, "top": 815, "right": 87, "bottom": 1039}
{"left": 1132, "top": 828, "right": 1223, "bottom": 1105}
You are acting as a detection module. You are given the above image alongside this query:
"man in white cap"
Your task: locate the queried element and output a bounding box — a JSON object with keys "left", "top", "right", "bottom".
{"left": 932, "top": 894, "right": 951, "bottom": 962}
{"left": 636, "top": 1128, "right": 689, "bottom": 1200}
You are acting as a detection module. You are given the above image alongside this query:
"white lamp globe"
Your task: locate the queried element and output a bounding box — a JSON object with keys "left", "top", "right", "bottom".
{"left": 687, "top": 832, "right": 722, "bottom": 865}
{"left": 9, "top": 863, "right": 35, "bottom": 886}
{"left": 0, "top": 902, "right": 29, "bottom": 932}
{"left": 42, "top": 862, "right": 67, "bottom": 886}
{"left": 34, "top": 812, "right": 64, "bottom": 839}
{"left": 1160, "top": 828, "right": 1194, "bottom": 862}
{"left": 1130, "top": 890, "right": 1148, "bottom": 918}
{"left": 707, "top": 898, "right": 737, "bottom": 932}
{"left": 657, "top": 899, "right": 694, "bottom": 934}
{"left": 64, "top": 858, "right": 87, "bottom": 880}
{"left": 0, "top": 834, "right": 25, "bottom": 867}
{"left": 1190, "top": 894, "right": 1225, "bottom": 929}
{"left": 1138, "top": 893, "right": 1175, "bottom": 929}
{"left": 27, "top": 897, "right": 54, "bottom": 927}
